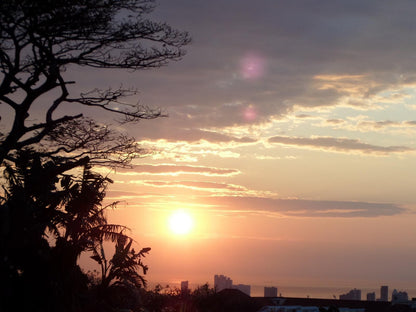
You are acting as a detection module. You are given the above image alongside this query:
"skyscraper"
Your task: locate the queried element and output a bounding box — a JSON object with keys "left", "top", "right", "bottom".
{"left": 214, "top": 274, "right": 233, "bottom": 292}
{"left": 392, "top": 289, "right": 408, "bottom": 303}
{"left": 339, "top": 288, "right": 361, "bottom": 300}
{"left": 181, "top": 281, "right": 189, "bottom": 295}
{"left": 380, "top": 286, "right": 388, "bottom": 301}
{"left": 264, "top": 286, "right": 278, "bottom": 297}
{"left": 366, "top": 292, "right": 376, "bottom": 301}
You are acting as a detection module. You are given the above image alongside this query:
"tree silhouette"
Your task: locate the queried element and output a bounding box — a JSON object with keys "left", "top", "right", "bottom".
{"left": 87, "top": 236, "right": 151, "bottom": 311}
{"left": 0, "top": 150, "right": 151, "bottom": 311}
{"left": 0, "top": 1, "right": 189, "bottom": 310}
{"left": 91, "top": 236, "right": 150, "bottom": 290}
{"left": 0, "top": 0, "right": 190, "bottom": 165}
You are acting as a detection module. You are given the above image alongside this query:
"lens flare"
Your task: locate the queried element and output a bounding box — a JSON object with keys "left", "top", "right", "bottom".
{"left": 243, "top": 105, "right": 257, "bottom": 121}
{"left": 240, "top": 53, "right": 265, "bottom": 80}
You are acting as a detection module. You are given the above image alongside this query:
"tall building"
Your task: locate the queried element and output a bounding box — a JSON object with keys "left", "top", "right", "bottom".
{"left": 366, "top": 292, "right": 376, "bottom": 301}
{"left": 380, "top": 286, "right": 388, "bottom": 302}
{"left": 233, "top": 284, "right": 251, "bottom": 296}
{"left": 181, "top": 281, "right": 189, "bottom": 295}
{"left": 339, "top": 288, "right": 361, "bottom": 300}
{"left": 214, "top": 274, "right": 233, "bottom": 292}
{"left": 392, "top": 289, "right": 408, "bottom": 303}
{"left": 264, "top": 286, "right": 278, "bottom": 297}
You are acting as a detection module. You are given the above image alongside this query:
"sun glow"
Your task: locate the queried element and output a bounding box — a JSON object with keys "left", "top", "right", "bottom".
{"left": 168, "top": 210, "right": 194, "bottom": 235}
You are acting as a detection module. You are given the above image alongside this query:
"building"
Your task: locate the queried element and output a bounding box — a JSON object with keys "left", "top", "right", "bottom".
{"left": 264, "top": 286, "right": 278, "bottom": 297}
{"left": 392, "top": 289, "right": 408, "bottom": 303}
{"left": 214, "top": 274, "right": 233, "bottom": 292}
{"left": 380, "top": 285, "right": 388, "bottom": 301}
{"left": 234, "top": 284, "right": 251, "bottom": 296}
{"left": 180, "top": 280, "right": 189, "bottom": 295}
{"left": 366, "top": 292, "right": 376, "bottom": 301}
{"left": 339, "top": 288, "right": 361, "bottom": 301}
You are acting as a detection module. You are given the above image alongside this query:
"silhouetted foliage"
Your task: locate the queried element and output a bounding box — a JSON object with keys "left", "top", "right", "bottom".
{"left": 0, "top": 0, "right": 190, "bottom": 166}
{"left": 0, "top": 150, "right": 150, "bottom": 311}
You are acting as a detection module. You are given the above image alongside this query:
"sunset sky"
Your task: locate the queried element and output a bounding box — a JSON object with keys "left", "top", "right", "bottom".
{"left": 72, "top": 0, "right": 416, "bottom": 295}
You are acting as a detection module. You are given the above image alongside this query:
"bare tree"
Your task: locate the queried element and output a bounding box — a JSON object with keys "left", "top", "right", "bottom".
{"left": 0, "top": 0, "right": 190, "bottom": 165}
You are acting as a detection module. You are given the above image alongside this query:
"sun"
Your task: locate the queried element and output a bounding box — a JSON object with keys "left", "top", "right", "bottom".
{"left": 168, "top": 210, "right": 193, "bottom": 235}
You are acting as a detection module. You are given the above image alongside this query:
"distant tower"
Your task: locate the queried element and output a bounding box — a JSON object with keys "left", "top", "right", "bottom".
{"left": 264, "top": 286, "right": 278, "bottom": 297}
{"left": 339, "top": 288, "right": 361, "bottom": 300}
{"left": 367, "top": 292, "right": 376, "bottom": 301}
{"left": 214, "top": 274, "right": 233, "bottom": 292}
{"left": 181, "top": 281, "right": 189, "bottom": 295}
{"left": 392, "top": 289, "right": 408, "bottom": 303}
{"left": 380, "top": 286, "right": 388, "bottom": 301}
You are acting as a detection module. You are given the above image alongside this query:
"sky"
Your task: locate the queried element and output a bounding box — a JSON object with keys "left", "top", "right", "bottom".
{"left": 73, "top": 0, "right": 416, "bottom": 297}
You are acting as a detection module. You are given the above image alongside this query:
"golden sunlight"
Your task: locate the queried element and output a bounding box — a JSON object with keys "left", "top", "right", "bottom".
{"left": 168, "top": 210, "right": 194, "bottom": 235}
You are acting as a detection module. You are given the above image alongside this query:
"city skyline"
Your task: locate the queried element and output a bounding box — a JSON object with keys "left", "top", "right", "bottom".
{"left": 162, "top": 275, "right": 413, "bottom": 301}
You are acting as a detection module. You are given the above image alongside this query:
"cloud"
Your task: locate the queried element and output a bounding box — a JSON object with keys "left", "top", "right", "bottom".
{"left": 326, "top": 119, "right": 345, "bottom": 125}
{"left": 117, "top": 164, "right": 241, "bottom": 177}
{"left": 136, "top": 137, "right": 252, "bottom": 162}
{"left": 268, "top": 135, "right": 413, "bottom": 154}
{"left": 139, "top": 126, "right": 257, "bottom": 144}
{"left": 358, "top": 120, "right": 416, "bottom": 131}
{"left": 104, "top": 190, "right": 173, "bottom": 201}
{"left": 296, "top": 114, "right": 314, "bottom": 119}
{"left": 76, "top": 0, "right": 416, "bottom": 140}
{"left": 139, "top": 180, "right": 248, "bottom": 193}
{"left": 200, "top": 196, "right": 405, "bottom": 218}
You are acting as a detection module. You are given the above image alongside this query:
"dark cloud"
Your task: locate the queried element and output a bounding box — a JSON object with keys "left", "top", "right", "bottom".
{"left": 296, "top": 114, "right": 313, "bottom": 119}
{"left": 357, "top": 120, "right": 416, "bottom": 129}
{"left": 63, "top": 1, "right": 416, "bottom": 146}
{"left": 105, "top": 0, "right": 416, "bottom": 139}
{"left": 358, "top": 120, "right": 399, "bottom": 129}
{"left": 326, "top": 119, "right": 345, "bottom": 124}
{"left": 268, "top": 135, "right": 413, "bottom": 154}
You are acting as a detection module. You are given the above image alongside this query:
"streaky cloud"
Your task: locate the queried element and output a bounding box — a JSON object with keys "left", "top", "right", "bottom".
{"left": 141, "top": 128, "right": 256, "bottom": 143}
{"left": 268, "top": 135, "right": 413, "bottom": 154}
{"left": 117, "top": 164, "right": 241, "bottom": 176}
{"left": 201, "top": 196, "right": 405, "bottom": 218}
{"left": 140, "top": 180, "right": 248, "bottom": 192}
